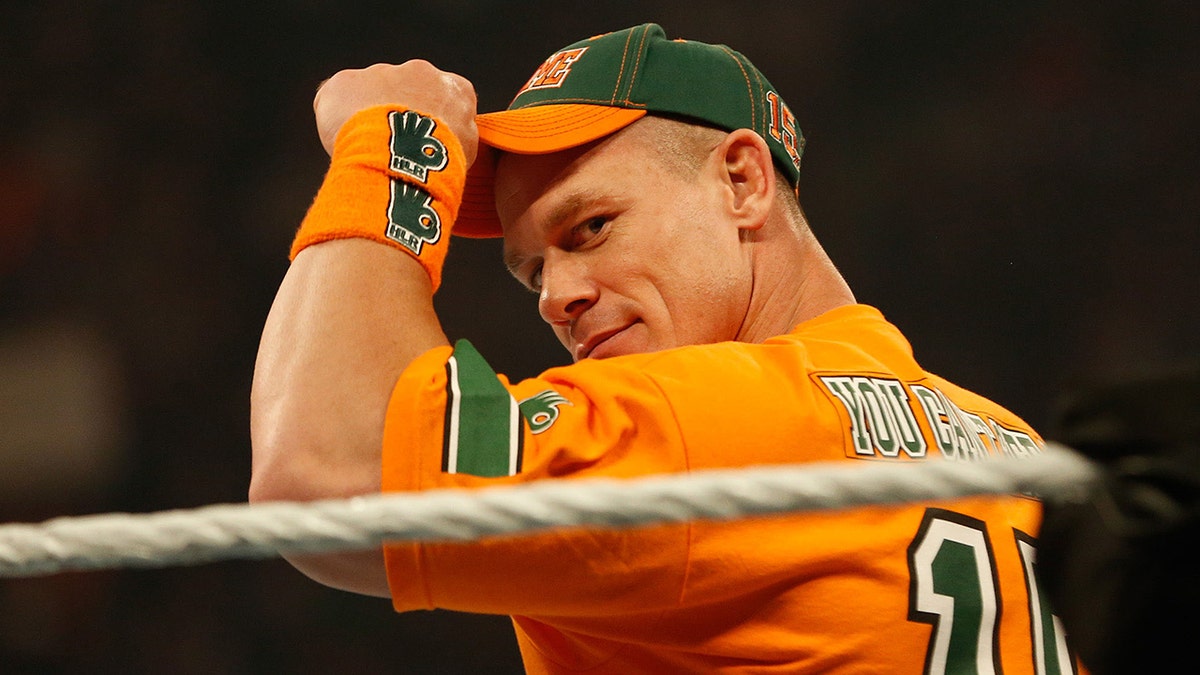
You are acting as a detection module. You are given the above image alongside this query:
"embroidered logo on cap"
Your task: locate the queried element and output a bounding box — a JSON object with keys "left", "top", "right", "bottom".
{"left": 766, "top": 90, "right": 803, "bottom": 171}
{"left": 514, "top": 47, "right": 589, "bottom": 97}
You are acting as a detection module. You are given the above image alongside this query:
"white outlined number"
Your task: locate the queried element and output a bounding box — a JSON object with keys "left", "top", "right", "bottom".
{"left": 907, "top": 508, "right": 1076, "bottom": 675}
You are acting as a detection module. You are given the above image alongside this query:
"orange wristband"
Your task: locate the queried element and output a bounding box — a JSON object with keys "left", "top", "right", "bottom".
{"left": 290, "top": 105, "right": 467, "bottom": 291}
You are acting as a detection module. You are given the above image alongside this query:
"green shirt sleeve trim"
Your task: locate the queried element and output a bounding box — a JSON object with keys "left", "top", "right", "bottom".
{"left": 441, "top": 340, "right": 524, "bottom": 477}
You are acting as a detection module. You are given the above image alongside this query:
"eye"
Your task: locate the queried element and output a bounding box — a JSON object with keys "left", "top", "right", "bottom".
{"left": 570, "top": 216, "right": 608, "bottom": 247}
{"left": 528, "top": 263, "right": 544, "bottom": 293}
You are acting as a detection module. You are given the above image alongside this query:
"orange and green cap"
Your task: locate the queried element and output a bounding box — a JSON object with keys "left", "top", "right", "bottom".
{"left": 456, "top": 23, "right": 805, "bottom": 238}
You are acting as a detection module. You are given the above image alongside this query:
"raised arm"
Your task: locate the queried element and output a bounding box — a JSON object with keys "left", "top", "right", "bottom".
{"left": 248, "top": 61, "right": 478, "bottom": 596}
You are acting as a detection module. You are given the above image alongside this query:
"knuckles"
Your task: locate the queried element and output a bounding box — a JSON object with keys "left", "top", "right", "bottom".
{"left": 313, "top": 60, "right": 479, "bottom": 162}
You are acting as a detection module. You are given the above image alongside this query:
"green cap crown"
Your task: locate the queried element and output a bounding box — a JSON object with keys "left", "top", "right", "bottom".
{"left": 510, "top": 23, "right": 804, "bottom": 189}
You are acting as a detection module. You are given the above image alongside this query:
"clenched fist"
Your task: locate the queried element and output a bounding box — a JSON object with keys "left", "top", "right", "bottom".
{"left": 313, "top": 60, "right": 479, "bottom": 166}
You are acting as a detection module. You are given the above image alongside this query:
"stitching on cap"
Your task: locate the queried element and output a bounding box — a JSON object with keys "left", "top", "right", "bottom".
{"left": 619, "top": 26, "right": 652, "bottom": 107}
{"left": 611, "top": 27, "right": 639, "bottom": 106}
{"left": 511, "top": 98, "right": 647, "bottom": 108}
{"left": 479, "top": 105, "right": 649, "bottom": 138}
{"left": 717, "top": 45, "right": 757, "bottom": 132}
{"left": 484, "top": 104, "right": 646, "bottom": 132}
{"left": 747, "top": 56, "right": 770, "bottom": 135}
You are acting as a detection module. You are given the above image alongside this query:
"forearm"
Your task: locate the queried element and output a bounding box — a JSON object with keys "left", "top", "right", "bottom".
{"left": 249, "top": 238, "right": 448, "bottom": 503}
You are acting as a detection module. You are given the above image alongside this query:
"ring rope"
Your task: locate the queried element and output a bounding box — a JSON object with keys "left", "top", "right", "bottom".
{"left": 0, "top": 443, "right": 1098, "bottom": 578}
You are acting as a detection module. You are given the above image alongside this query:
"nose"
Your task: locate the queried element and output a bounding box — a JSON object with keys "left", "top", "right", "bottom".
{"left": 537, "top": 249, "right": 597, "bottom": 326}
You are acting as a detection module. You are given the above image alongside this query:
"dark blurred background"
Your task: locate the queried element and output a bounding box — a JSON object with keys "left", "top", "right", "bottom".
{"left": 0, "top": 1, "right": 1195, "bottom": 673}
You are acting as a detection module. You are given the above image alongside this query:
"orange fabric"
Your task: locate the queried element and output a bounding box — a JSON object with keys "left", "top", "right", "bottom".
{"left": 476, "top": 105, "right": 647, "bottom": 154}
{"left": 455, "top": 146, "right": 503, "bottom": 239}
{"left": 381, "top": 305, "right": 1086, "bottom": 674}
{"left": 290, "top": 105, "right": 466, "bottom": 290}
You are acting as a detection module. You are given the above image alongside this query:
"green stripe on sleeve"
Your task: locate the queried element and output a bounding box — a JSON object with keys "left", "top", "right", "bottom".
{"left": 442, "top": 340, "right": 523, "bottom": 477}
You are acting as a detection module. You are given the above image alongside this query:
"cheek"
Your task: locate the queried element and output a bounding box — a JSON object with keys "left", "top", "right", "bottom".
{"left": 649, "top": 245, "right": 750, "bottom": 345}
{"left": 682, "top": 266, "right": 749, "bottom": 342}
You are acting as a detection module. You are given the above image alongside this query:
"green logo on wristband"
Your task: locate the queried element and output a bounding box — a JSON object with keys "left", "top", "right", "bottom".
{"left": 385, "top": 180, "right": 441, "bottom": 255}
{"left": 388, "top": 110, "right": 448, "bottom": 183}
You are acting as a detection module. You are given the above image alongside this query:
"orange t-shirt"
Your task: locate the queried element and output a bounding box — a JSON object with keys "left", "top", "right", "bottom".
{"left": 381, "top": 304, "right": 1083, "bottom": 674}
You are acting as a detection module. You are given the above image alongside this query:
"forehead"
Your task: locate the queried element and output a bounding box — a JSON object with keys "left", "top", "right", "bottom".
{"left": 493, "top": 145, "right": 590, "bottom": 229}
{"left": 493, "top": 129, "right": 652, "bottom": 238}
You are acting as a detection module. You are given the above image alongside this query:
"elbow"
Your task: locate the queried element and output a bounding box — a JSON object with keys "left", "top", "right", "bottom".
{"left": 247, "top": 460, "right": 287, "bottom": 505}
{"left": 248, "top": 395, "right": 341, "bottom": 505}
{"left": 250, "top": 375, "right": 307, "bottom": 504}
{"left": 249, "top": 408, "right": 391, "bottom": 599}
{"left": 248, "top": 393, "right": 384, "bottom": 505}
{"left": 248, "top": 423, "right": 310, "bottom": 505}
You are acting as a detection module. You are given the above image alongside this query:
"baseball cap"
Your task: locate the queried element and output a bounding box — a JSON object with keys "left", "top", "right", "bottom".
{"left": 455, "top": 23, "right": 805, "bottom": 238}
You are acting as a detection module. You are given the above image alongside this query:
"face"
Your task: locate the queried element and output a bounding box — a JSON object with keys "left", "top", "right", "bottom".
{"left": 494, "top": 122, "right": 754, "bottom": 362}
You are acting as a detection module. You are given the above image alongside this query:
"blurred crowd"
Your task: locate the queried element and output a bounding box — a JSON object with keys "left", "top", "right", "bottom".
{"left": 1, "top": 2, "right": 1195, "bottom": 672}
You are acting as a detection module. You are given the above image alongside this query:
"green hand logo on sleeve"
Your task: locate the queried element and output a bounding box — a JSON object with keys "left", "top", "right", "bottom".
{"left": 519, "top": 390, "right": 573, "bottom": 434}
{"left": 388, "top": 110, "right": 448, "bottom": 183}
{"left": 385, "top": 180, "right": 441, "bottom": 255}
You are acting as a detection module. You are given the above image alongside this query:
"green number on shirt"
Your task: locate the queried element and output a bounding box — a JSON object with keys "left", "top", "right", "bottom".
{"left": 907, "top": 508, "right": 1075, "bottom": 675}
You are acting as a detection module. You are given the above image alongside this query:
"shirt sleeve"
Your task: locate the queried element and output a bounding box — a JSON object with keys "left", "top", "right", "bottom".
{"left": 380, "top": 340, "right": 695, "bottom": 616}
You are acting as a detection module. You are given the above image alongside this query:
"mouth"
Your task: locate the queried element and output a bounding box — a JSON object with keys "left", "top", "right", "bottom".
{"left": 574, "top": 323, "right": 637, "bottom": 361}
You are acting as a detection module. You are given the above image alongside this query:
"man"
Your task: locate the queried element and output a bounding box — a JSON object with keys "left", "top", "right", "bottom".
{"left": 251, "top": 24, "right": 1081, "bottom": 673}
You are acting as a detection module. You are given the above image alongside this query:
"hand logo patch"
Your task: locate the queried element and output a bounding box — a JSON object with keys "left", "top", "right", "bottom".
{"left": 520, "top": 390, "right": 573, "bottom": 434}
{"left": 388, "top": 110, "right": 448, "bottom": 183}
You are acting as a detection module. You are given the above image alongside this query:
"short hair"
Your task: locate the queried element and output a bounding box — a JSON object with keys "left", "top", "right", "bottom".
{"left": 635, "top": 115, "right": 806, "bottom": 225}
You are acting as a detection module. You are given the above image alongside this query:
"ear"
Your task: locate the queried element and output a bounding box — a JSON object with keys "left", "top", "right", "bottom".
{"left": 713, "top": 128, "right": 776, "bottom": 231}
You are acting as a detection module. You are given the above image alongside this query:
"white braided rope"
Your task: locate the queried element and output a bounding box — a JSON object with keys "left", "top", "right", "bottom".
{"left": 0, "top": 443, "right": 1099, "bottom": 578}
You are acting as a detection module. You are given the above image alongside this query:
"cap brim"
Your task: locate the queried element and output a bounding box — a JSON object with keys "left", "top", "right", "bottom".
{"left": 455, "top": 104, "right": 647, "bottom": 238}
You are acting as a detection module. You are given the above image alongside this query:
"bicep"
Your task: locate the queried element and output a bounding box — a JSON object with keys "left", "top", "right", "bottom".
{"left": 251, "top": 240, "right": 447, "bottom": 501}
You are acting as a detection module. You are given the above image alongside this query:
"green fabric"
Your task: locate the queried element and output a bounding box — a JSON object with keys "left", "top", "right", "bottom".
{"left": 511, "top": 23, "right": 804, "bottom": 187}
{"left": 443, "top": 339, "right": 522, "bottom": 477}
